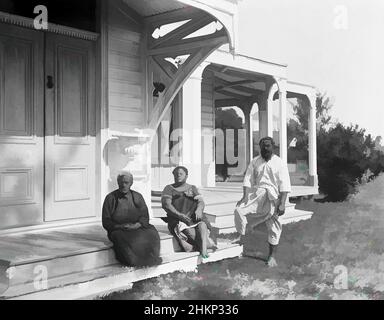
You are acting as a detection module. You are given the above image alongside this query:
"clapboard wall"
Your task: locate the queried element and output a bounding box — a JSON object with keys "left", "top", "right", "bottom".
{"left": 105, "top": 2, "right": 151, "bottom": 209}
{"left": 201, "top": 69, "right": 215, "bottom": 131}
{"left": 108, "top": 3, "right": 145, "bottom": 133}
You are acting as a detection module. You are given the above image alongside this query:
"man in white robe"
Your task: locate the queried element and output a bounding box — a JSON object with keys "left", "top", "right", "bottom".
{"left": 233, "top": 137, "right": 291, "bottom": 267}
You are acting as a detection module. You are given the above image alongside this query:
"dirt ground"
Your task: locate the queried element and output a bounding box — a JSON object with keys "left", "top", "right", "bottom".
{"left": 102, "top": 175, "right": 384, "bottom": 300}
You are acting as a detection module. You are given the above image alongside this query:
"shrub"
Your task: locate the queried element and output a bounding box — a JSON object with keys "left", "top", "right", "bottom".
{"left": 289, "top": 93, "right": 384, "bottom": 201}
{"left": 317, "top": 124, "right": 384, "bottom": 201}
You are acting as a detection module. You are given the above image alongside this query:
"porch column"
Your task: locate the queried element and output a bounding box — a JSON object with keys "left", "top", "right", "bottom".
{"left": 181, "top": 63, "right": 209, "bottom": 187}
{"left": 249, "top": 109, "right": 253, "bottom": 161}
{"left": 257, "top": 94, "right": 269, "bottom": 139}
{"left": 277, "top": 79, "right": 288, "bottom": 162}
{"left": 245, "top": 106, "right": 252, "bottom": 164}
{"left": 308, "top": 94, "right": 318, "bottom": 187}
{"left": 250, "top": 107, "right": 258, "bottom": 160}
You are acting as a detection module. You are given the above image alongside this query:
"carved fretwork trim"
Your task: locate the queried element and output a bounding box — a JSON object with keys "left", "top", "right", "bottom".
{"left": 0, "top": 11, "right": 99, "bottom": 41}
{"left": 145, "top": 7, "right": 230, "bottom": 137}
{"left": 148, "top": 41, "right": 227, "bottom": 135}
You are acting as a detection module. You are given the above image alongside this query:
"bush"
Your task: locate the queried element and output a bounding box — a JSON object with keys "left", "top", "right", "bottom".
{"left": 317, "top": 124, "right": 384, "bottom": 201}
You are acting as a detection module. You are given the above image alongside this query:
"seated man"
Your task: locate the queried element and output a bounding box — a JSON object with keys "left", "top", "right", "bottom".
{"left": 102, "top": 171, "right": 162, "bottom": 267}
{"left": 161, "top": 166, "right": 216, "bottom": 259}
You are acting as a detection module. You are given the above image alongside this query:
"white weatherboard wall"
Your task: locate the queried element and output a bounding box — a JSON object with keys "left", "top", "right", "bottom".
{"left": 108, "top": 12, "right": 143, "bottom": 133}
{"left": 106, "top": 3, "right": 150, "bottom": 207}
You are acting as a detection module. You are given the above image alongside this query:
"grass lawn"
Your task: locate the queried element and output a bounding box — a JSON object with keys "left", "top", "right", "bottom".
{"left": 101, "top": 175, "right": 384, "bottom": 300}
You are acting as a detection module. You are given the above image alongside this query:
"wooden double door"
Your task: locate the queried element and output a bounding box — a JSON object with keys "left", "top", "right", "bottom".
{"left": 0, "top": 23, "right": 97, "bottom": 229}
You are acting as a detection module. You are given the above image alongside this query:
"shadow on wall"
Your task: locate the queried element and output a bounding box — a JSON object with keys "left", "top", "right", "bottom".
{"left": 0, "top": 141, "right": 84, "bottom": 230}
{"left": 102, "top": 136, "right": 150, "bottom": 196}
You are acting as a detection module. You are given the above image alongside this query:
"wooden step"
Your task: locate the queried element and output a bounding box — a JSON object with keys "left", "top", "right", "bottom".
{"left": 280, "top": 209, "right": 314, "bottom": 224}
{"left": 151, "top": 189, "right": 305, "bottom": 234}
{"left": 7, "top": 242, "right": 242, "bottom": 300}
{"left": 3, "top": 231, "right": 175, "bottom": 289}
{"left": 151, "top": 191, "right": 162, "bottom": 197}
{"left": 209, "top": 202, "right": 302, "bottom": 234}
{"left": 205, "top": 204, "right": 235, "bottom": 225}
{"left": 212, "top": 225, "right": 237, "bottom": 235}
{"left": 151, "top": 196, "right": 161, "bottom": 203}
{"left": 152, "top": 203, "right": 166, "bottom": 218}
{"left": 0, "top": 224, "right": 177, "bottom": 298}
{"left": 5, "top": 252, "right": 200, "bottom": 299}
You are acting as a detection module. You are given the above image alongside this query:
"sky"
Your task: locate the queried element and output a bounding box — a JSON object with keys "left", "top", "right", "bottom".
{"left": 236, "top": 0, "right": 384, "bottom": 139}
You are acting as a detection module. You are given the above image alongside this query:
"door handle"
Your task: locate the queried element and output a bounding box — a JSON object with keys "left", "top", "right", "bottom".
{"left": 47, "top": 75, "right": 54, "bottom": 89}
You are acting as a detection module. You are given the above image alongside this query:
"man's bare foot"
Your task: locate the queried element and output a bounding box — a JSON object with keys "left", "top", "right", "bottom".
{"left": 266, "top": 256, "right": 278, "bottom": 267}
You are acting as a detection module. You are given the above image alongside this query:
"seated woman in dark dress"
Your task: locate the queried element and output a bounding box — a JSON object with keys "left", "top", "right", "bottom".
{"left": 102, "top": 172, "right": 162, "bottom": 267}
{"left": 161, "top": 166, "right": 216, "bottom": 259}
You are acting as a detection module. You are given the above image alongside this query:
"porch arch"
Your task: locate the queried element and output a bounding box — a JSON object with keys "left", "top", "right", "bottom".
{"left": 270, "top": 81, "right": 318, "bottom": 188}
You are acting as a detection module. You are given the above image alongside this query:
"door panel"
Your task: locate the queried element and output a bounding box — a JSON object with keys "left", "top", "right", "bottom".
{"left": 0, "top": 23, "right": 44, "bottom": 229}
{"left": 44, "top": 34, "right": 96, "bottom": 221}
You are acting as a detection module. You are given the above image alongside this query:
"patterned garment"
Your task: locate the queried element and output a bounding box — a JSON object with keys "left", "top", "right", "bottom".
{"left": 161, "top": 183, "right": 215, "bottom": 252}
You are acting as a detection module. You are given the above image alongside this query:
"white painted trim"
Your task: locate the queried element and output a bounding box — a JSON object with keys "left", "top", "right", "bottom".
{"left": 287, "top": 81, "right": 316, "bottom": 97}
{"left": 176, "top": 0, "right": 238, "bottom": 50}
{"left": 218, "top": 49, "right": 288, "bottom": 68}
{"left": 275, "top": 78, "right": 288, "bottom": 162}
{"left": 206, "top": 49, "right": 287, "bottom": 79}
{"left": 267, "top": 83, "right": 278, "bottom": 137}
{"left": 0, "top": 219, "right": 101, "bottom": 236}
{"left": 0, "top": 11, "right": 99, "bottom": 41}
{"left": 8, "top": 245, "right": 242, "bottom": 300}
{"left": 97, "top": 0, "right": 110, "bottom": 215}
{"left": 288, "top": 80, "right": 316, "bottom": 88}
{"left": 308, "top": 95, "right": 318, "bottom": 187}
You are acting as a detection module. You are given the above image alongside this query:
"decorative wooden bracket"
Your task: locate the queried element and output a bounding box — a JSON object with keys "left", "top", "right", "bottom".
{"left": 145, "top": 7, "right": 229, "bottom": 138}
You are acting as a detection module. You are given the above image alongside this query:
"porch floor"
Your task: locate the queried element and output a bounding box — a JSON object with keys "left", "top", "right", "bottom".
{"left": 0, "top": 225, "right": 115, "bottom": 266}
{"left": 0, "top": 223, "right": 242, "bottom": 300}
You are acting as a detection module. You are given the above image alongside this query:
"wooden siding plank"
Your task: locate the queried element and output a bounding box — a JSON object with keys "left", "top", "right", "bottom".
{"left": 109, "top": 80, "right": 142, "bottom": 96}
{"left": 109, "top": 94, "right": 142, "bottom": 109}
{"left": 109, "top": 68, "right": 142, "bottom": 84}
{"left": 109, "top": 108, "right": 143, "bottom": 122}
{"left": 201, "top": 91, "right": 213, "bottom": 100}
{"left": 109, "top": 52, "right": 141, "bottom": 72}
{"left": 109, "top": 120, "right": 143, "bottom": 133}
{"left": 108, "top": 26, "right": 141, "bottom": 43}
{"left": 202, "top": 120, "right": 214, "bottom": 127}
{"left": 201, "top": 98, "right": 213, "bottom": 106}
{"left": 109, "top": 38, "right": 140, "bottom": 56}
{"left": 202, "top": 106, "right": 213, "bottom": 113}
{"left": 202, "top": 113, "right": 214, "bottom": 121}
